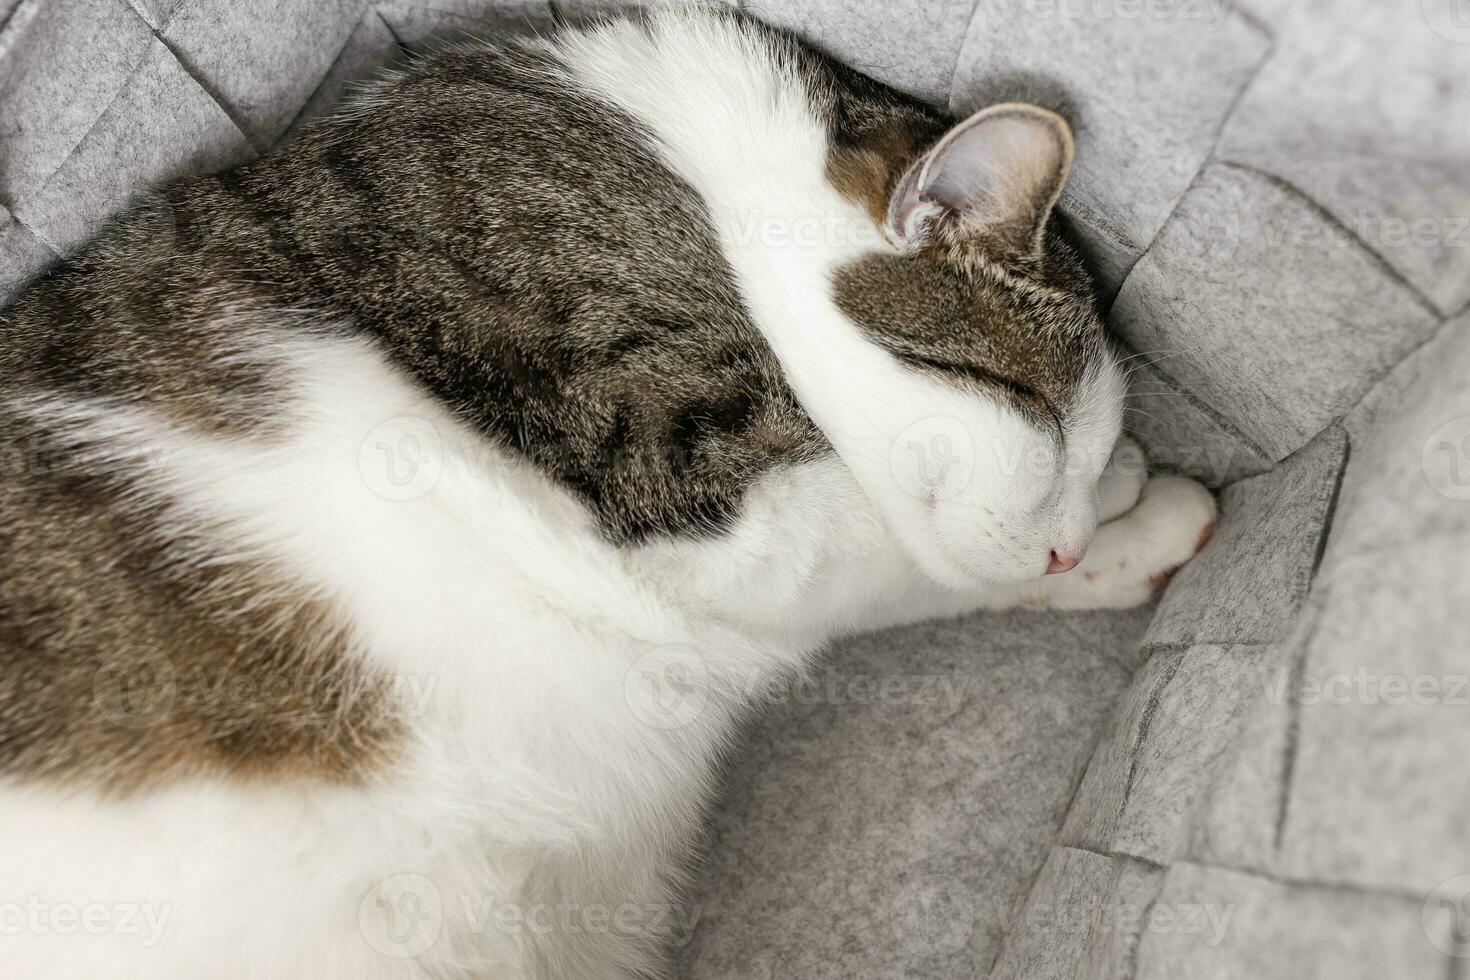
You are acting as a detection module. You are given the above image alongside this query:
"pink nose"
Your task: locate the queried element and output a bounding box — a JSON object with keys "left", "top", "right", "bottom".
{"left": 1046, "top": 550, "right": 1082, "bottom": 575}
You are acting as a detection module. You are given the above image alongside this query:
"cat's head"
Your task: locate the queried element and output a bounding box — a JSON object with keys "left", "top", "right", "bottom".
{"left": 818, "top": 102, "right": 1125, "bottom": 589}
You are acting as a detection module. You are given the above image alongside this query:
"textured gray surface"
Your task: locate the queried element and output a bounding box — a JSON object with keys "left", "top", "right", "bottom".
{"left": 376, "top": 0, "right": 555, "bottom": 52}
{"left": 988, "top": 846, "right": 1162, "bottom": 980}
{"left": 16, "top": 37, "right": 253, "bottom": 252}
{"left": 0, "top": 0, "right": 156, "bottom": 205}
{"left": 1133, "top": 862, "right": 1446, "bottom": 980}
{"left": 1110, "top": 163, "right": 1442, "bottom": 462}
{"left": 1217, "top": 0, "right": 1470, "bottom": 316}
{"left": 1332, "top": 308, "right": 1470, "bottom": 560}
{"left": 1, "top": 1, "right": 1468, "bottom": 976}
{"left": 160, "top": 0, "right": 368, "bottom": 148}
{"left": 1143, "top": 425, "right": 1347, "bottom": 646}
{"left": 0, "top": 208, "right": 54, "bottom": 298}
{"left": 747, "top": 0, "right": 975, "bottom": 106}
{"left": 676, "top": 606, "right": 1153, "bottom": 979}
{"left": 1059, "top": 643, "right": 1275, "bottom": 865}
{"left": 1120, "top": 356, "right": 1274, "bottom": 488}
{"left": 1271, "top": 321, "right": 1470, "bottom": 896}
{"left": 1181, "top": 638, "right": 1298, "bottom": 874}
{"left": 1278, "top": 539, "right": 1470, "bottom": 895}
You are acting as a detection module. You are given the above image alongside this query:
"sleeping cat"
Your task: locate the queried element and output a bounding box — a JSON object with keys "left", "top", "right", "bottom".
{"left": 0, "top": 7, "right": 1215, "bottom": 979}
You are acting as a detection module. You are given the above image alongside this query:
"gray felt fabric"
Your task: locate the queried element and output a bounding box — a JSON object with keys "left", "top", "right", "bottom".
{"left": 0, "top": 206, "right": 54, "bottom": 301}
{"left": 0, "top": 0, "right": 158, "bottom": 206}
{"left": 16, "top": 37, "right": 254, "bottom": 252}
{"left": 747, "top": 0, "right": 973, "bottom": 107}
{"left": 159, "top": 0, "right": 369, "bottom": 149}
{"left": 675, "top": 606, "right": 1154, "bottom": 980}
{"left": 1132, "top": 862, "right": 1446, "bottom": 980}
{"left": 987, "top": 846, "right": 1162, "bottom": 980}
{"left": 1332, "top": 308, "right": 1470, "bottom": 561}
{"left": 1110, "top": 163, "right": 1442, "bottom": 462}
{"left": 1142, "top": 425, "right": 1347, "bottom": 647}
{"left": 375, "top": 0, "right": 556, "bottom": 53}
{"left": 1059, "top": 642, "right": 1277, "bottom": 865}
{"left": 1181, "top": 638, "right": 1299, "bottom": 873}
{"left": 1117, "top": 356, "right": 1275, "bottom": 488}
{"left": 1, "top": 1, "right": 1467, "bottom": 976}
{"left": 1217, "top": 0, "right": 1470, "bottom": 317}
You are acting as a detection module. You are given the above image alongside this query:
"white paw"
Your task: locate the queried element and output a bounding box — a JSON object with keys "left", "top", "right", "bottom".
{"left": 1129, "top": 474, "right": 1217, "bottom": 576}
{"left": 1097, "top": 436, "right": 1148, "bottom": 523}
{"left": 1049, "top": 474, "right": 1216, "bottom": 609}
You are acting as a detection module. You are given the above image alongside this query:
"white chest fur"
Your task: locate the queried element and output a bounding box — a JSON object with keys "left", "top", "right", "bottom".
{"left": 0, "top": 319, "right": 896, "bottom": 979}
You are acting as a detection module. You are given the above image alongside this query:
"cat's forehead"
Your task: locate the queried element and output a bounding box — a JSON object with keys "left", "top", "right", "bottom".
{"left": 831, "top": 250, "right": 1105, "bottom": 426}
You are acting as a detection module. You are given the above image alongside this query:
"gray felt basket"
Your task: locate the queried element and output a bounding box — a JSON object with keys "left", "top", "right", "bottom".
{"left": 2, "top": 1, "right": 1468, "bottom": 976}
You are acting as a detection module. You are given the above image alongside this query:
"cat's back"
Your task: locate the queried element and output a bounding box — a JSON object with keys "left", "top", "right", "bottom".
{"left": 0, "top": 6, "right": 925, "bottom": 783}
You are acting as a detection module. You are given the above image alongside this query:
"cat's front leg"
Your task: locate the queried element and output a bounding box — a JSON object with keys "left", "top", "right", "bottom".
{"left": 1097, "top": 436, "right": 1149, "bottom": 523}
{"left": 1019, "top": 473, "right": 1216, "bottom": 610}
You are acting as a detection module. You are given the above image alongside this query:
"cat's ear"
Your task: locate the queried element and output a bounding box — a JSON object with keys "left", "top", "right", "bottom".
{"left": 887, "top": 103, "right": 1075, "bottom": 262}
